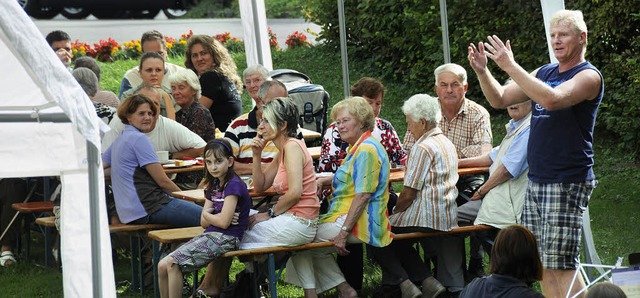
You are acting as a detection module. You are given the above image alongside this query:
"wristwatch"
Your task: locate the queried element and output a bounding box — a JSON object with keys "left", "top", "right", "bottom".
{"left": 267, "top": 206, "right": 277, "bottom": 218}
{"left": 340, "top": 225, "right": 350, "bottom": 232}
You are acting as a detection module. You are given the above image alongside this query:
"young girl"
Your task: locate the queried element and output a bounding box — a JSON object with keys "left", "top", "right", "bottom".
{"left": 157, "top": 139, "right": 251, "bottom": 298}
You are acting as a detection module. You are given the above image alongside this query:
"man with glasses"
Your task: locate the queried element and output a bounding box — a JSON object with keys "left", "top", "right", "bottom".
{"left": 118, "top": 30, "right": 185, "bottom": 98}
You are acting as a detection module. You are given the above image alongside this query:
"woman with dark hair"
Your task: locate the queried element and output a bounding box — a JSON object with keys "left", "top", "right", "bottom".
{"left": 102, "top": 94, "right": 202, "bottom": 227}
{"left": 185, "top": 35, "right": 242, "bottom": 131}
{"left": 460, "top": 225, "right": 544, "bottom": 298}
{"left": 122, "top": 52, "right": 177, "bottom": 119}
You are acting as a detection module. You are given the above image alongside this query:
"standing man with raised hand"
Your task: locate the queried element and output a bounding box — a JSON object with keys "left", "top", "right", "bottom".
{"left": 45, "top": 30, "right": 73, "bottom": 69}
{"left": 119, "top": 30, "right": 185, "bottom": 98}
{"left": 468, "top": 9, "right": 603, "bottom": 298}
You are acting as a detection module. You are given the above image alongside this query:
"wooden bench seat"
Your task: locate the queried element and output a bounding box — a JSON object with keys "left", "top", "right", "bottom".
{"left": 147, "top": 224, "right": 494, "bottom": 298}
{"left": 12, "top": 201, "right": 54, "bottom": 213}
{"left": 35, "top": 216, "right": 169, "bottom": 233}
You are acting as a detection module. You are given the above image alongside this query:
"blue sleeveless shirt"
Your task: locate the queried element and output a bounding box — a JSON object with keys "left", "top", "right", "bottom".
{"left": 528, "top": 61, "right": 603, "bottom": 183}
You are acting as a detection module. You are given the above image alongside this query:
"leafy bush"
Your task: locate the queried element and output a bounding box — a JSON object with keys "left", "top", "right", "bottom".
{"left": 305, "top": 0, "right": 640, "bottom": 158}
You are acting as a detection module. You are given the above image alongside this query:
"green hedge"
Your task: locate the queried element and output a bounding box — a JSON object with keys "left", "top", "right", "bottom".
{"left": 305, "top": 0, "right": 640, "bottom": 158}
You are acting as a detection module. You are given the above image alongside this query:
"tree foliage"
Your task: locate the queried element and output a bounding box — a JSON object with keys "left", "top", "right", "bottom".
{"left": 304, "top": 0, "right": 640, "bottom": 157}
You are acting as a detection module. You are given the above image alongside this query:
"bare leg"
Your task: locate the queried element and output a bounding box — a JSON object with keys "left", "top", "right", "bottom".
{"left": 196, "top": 257, "right": 232, "bottom": 296}
{"left": 304, "top": 288, "right": 318, "bottom": 298}
{"left": 157, "top": 257, "right": 170, "bottom": 298}
{"left": 541, "top": 269, "right": 586, "bottom": 298}
{"left": 165, "top": 257, "right": 184, "bottom": 298}
{"left": 336, "top": 281, "right": 358, "bottom": 298}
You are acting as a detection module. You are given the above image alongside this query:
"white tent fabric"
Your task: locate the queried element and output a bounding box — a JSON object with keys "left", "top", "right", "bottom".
{"left": 239, "top": 0, "right": 273, "bottom": 70}
{"left": 0, "top": 0, "right": 115, "bottom": 297}
{"left": 540, "top": 0, "right": 565, "bottom": 63}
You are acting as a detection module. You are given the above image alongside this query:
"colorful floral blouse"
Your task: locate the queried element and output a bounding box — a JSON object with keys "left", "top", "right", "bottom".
{"left": 317, "top": 117, "right": 407, "bottom": 173}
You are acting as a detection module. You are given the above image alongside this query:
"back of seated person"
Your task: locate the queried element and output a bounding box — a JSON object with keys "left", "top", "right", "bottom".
{"left": 585, "top": 282, "right": 627, "bottom": 298}
{"left": 460, "top": 225, "right": 544, "bottom": 298}
{"left": 73, "top": 56, "right": 119, "bottom": 108}
{"left": 72, "top": 67, "right": 116, "bottom": 124}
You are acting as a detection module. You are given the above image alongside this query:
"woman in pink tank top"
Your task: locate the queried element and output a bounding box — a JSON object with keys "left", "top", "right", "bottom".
{"left": 240, "top": 96, "right": 320, "bottom": 249}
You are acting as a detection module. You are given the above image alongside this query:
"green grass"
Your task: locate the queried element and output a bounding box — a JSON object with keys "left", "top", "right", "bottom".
{"left": 2, "top": 45, "right": 637, "bottom": 297}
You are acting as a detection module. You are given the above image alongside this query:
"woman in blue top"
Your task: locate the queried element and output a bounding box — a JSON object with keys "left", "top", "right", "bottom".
{"left": 102, "top": 94, "right": 202, "bottom": 227}
{"left": 157, "top": 139, "right": 251, "bottom": 298}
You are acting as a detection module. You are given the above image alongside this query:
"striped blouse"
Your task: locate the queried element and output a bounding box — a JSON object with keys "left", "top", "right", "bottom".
{"left": 390, "top": 127, "right": 459, "bottom": 231}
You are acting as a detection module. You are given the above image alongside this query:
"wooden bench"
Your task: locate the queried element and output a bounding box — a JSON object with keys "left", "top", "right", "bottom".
{"left": 36, "top": 216, "right": 169, "bottom": 295}
{"left": 12, "top": 201, "right": 54, "bottom": 213}
{"left": 11, "top": 201, "right": 55, "bottom": 265}
{"left": 147, "top": 224, "right": 494, "bottom": 298}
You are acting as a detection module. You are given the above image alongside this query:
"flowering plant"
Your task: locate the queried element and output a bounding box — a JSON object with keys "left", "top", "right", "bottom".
{"left": 65, "top": 29, "right": 311, "bottom": 63}
{"left": 268, "top": 27, "right": 279, "bottom": 51}
{"left": 93, "top": 38, "right": 121, "bottom": 62}
{"left": 215, "top": 32, "right": 244, "bottom": 53}
{"left": 71, "top": 39, "right": 95, "bottom": 59}
{"left": 118, "top": 39, "right": 142, "bottom": 60}
{"left": 285, "top": 31, "right": 311, "bottom": 49}
{"left": 166, "top": 30, "right": 191, "bottom": 58}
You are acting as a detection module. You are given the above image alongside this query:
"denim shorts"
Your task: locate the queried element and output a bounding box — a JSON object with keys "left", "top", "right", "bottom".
{"left": 522, "top": 180, "right": 597, "bottom": 269}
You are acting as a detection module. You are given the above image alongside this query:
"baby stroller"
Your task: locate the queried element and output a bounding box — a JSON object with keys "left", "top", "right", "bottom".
{"left": 269, "top": 69, "right": 330, "bottom": 140}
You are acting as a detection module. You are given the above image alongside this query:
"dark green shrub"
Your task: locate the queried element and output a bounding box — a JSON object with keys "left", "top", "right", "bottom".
{"left": 305, "top": 0, "right": 640, "bottom": 158}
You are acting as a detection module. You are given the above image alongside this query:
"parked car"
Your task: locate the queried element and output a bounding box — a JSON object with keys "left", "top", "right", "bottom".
{"left": 18, "top": 0, "right": 197, "bottom": 19}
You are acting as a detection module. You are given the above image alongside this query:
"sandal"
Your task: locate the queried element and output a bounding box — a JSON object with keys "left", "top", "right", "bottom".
{"left": 0, "top": 250, "right": 16, "bottom": 267}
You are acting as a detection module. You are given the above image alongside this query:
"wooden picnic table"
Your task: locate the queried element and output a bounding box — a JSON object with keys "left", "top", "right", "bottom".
{"left": 300, "top": 127, "right": 322, "bottom": 140}
{"left": 172, "top": 166, "right": 490, "bottom": 204}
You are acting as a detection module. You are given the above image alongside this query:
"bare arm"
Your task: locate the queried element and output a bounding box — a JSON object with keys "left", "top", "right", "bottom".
{"left": 198, "top": 95, "right": 214, "bottom": 109}
{"left": 201, "top": 195, "right": 238, "bottom": 229}
{"left": 470, "top": 163, "right": 512, "bottom": 201}
{"left": 161, "top": 92, "right": 176, "bottom": 120}
{"left": 469, "top": 41, "right": 534, "bottom": 109}
{"left": 171, "top": 146, "right": 204, "bottom": 160}
{"left": 200, "top": 199, "right": 214, "bottom": 228}
{"left": 394, "top": 186, "right": 418, "bottom": 214}
{"left": 144, "top": 163, "right": 181, "bottom": 194}
{"left": 459, "top": 152, "right": 493, "bottom": 168}
{"left": 269, "top": 141, "right": 305, "bottom": 215}
{"left": 333, "top": 193, "right": 371, "bottom": 256}
{"left": 480, "top": 35, "right": 601, "bottom": 110}
{"left": 250, "top": 137, "right": 279, "bottom": 192}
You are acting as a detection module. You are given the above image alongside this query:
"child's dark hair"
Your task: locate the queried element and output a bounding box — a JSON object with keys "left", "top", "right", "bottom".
{"left": 202, "top": 139, "right": 237, "bottom": 193}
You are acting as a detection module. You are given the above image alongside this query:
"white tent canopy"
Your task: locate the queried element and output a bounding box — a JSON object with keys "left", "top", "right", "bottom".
{"left": 0, "top": 0, "right": 115, "bottom": 297}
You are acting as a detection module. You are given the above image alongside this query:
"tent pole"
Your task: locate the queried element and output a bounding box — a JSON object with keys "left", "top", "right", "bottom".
{"left": 337, "top": 0, "right": 350, "bottom": 98}
{"left": 251, "top": 0, "right": 264, "bottom": 65}
{"left": 87, "top": 142, "right": 103, "bottom": 298}
{"left": 439, "top": 0, "right": 451, "bottom": 63}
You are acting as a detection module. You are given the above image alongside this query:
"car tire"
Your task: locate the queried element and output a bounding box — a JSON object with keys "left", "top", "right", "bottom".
{"left": 61, "top": 7, "right": 91, "bottom": 19}
{"left": 131, "top": 9, "right": 160, "bottom": 19}
{"left": 18, "top": 0, "right": 60, "bottom": 19}
{"left": 163, "top": 8, "right": 188, "bottom": 19}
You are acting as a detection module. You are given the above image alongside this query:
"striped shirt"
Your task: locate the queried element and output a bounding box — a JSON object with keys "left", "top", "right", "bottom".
{"left": 403, "top": 98, "right": 492, "bottom": 158}
{"left": 224, "top": 108, "right": 278, "bottom": 164}
{"left": 390, "top": 128, "right": 459, "bottom": 231}
{"left": 320, "top": 132, "right": 393, "bottom": 247}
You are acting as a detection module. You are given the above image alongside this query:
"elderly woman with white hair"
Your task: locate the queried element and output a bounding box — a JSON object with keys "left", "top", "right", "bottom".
{"left": 168, "top": 68, "right": 215, "bottom": 142}
{"left": 243, "top": 64, "right": 270, "bottom": 103}
{"left": 370, "top": 94, "right": 458, "bottom": 298}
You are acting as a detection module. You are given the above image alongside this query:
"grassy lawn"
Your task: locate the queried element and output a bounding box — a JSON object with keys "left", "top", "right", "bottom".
{"left": 1, "top": 45, "right": 637, "bottom": 297}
